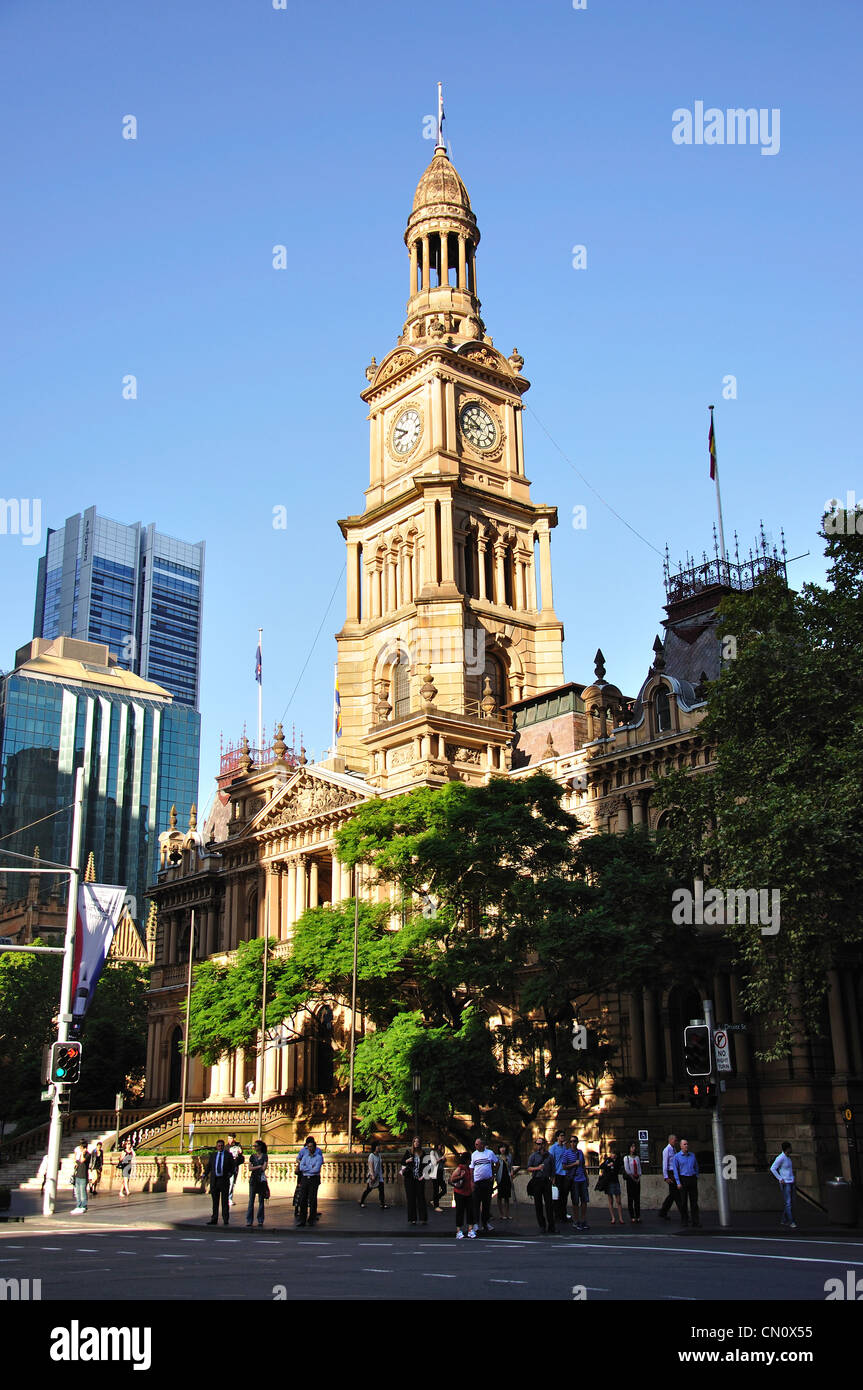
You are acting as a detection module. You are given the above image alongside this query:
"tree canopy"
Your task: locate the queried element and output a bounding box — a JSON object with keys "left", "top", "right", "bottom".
{"left": 656, "top": 512, "right": 863, "bottom": 1056}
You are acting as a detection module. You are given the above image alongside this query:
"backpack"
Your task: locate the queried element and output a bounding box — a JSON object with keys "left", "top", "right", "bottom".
{"left": 451, "top": 1165, "right": 473, "bottom": 1195}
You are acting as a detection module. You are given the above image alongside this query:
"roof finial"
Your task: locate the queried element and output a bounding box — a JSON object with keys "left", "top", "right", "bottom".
{"left": 594, "top": 648, "right": 606, "bottom": 682}
{"left": 436, "top": 81, "right": 446, "bottom": 153}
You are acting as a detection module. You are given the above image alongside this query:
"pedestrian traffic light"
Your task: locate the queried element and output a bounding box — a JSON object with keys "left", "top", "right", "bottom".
{"left": 50, "top": 1041, "right": 82, "bottom": 1085}
{"left": 689, "top": 1081, "right": 704, "bottom": 1108}
{"left": 703, "top": 1080, "right": 718, "bottom": 1108}
{"left": 684, "top": 1023, "right": 712, "bottom": 1077}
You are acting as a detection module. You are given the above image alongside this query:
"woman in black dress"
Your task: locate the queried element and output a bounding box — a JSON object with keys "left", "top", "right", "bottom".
{"left": 599, "top": 1144, "right": 624, "bottom": 1225}
{"left": 400, "top": 1136, "right": 428, "bottom": 1225}
{"left": 496, "top": 1142, "right": 514, "bottom": 1220}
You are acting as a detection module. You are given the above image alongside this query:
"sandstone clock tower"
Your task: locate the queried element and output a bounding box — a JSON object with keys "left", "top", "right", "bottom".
{"left": 333, "top": 128, "right": 565, "bottom": 789}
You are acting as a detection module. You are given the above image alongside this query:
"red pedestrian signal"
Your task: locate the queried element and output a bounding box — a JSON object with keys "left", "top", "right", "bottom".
{"left": 50, "top": 1041, "right": 82, "bottom": 1086}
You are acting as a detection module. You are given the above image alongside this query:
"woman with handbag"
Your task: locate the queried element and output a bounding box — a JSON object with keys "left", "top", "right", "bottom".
{"left": 623, "top": 1142, "right": 642, "bottom": 1224}
{"left": 117, "top": 1139, "right": 135, "bottom": 1198}
{"left": 496, "top": 1142, "right": 514, "bottom": 1220}
{"left": 450, "top": 1152, "right": 476, "bottom": 1239}
{"left": 598, "top": 1144, "right": 624, "bottom": 1225}
{"left": 246, "top": 1139, "right": 269, "bottom": 1227}
{"left": 527, "top": 1135, "right": 556, "bottom": 1234}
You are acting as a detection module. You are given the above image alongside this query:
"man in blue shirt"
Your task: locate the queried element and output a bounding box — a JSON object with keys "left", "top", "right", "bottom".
{"left": 295, "top": 1136, "right": 324, "bottom": 1227}
{"left": 769, "top": 1142, "right": 796, "bottom": 1229}
{"left": 549, "top": 1130, "right": 571, "bottom": 1223}
{"left": 565, "top": 1137, "right": 590, "bottom": 1231}
{"left": 673, "top": 1138, "right": 700, "bottom": 1227}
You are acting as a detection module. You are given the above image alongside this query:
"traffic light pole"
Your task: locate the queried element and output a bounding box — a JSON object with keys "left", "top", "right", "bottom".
{"left": 43, "top": 767, "right": 85, "bottom": 1216}
{"left": 703, "top": 998, "right": 731, "bottom": 1228}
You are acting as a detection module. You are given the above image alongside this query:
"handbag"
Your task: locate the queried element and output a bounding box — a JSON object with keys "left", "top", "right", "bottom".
{"left": 526, "top": 1174, "right": 542, "bottom": 1197}
{"left": 260, "top": 1180, "right": 270, "bottom": 1200}
{"left": 595, "top": 1174, "right": 608, "bottom": 1193}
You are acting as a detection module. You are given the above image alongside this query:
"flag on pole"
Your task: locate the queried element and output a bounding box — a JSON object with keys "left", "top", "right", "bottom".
{"left": 255, "top": 640, "right": 262, "bottom": 684}
{"left": 708, "top": 412, "right": 717, "bottom": 480}
{"left": 71, "top": 883, "right": 127, "bottom": 1020}
{"left": 334, "top": 672, "right": 342, "bottom": 739}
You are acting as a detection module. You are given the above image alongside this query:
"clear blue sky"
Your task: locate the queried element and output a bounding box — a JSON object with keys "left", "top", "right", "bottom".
{"left": 2, "top": 0, "right": 860, "bottom": 814}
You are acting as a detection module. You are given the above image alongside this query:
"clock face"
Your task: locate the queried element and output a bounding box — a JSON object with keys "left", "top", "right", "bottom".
{"left": 460, "top": 402, "right": 497, "bottom": 451}
{"left": 392, "top": 407, "right": 421, "bottom": 456}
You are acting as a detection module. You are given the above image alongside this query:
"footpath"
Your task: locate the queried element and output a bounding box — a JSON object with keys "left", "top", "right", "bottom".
{"left": 4, "top": 1186, "right": 860, "bottom": 1240}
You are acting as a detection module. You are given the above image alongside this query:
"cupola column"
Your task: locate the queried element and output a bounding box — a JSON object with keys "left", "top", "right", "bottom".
{"left": 458, "top": 235, "right": 466, "bottom": 290}
{"left": 422, "top": 234, "right": 431, "bottom": 290}
{"left": 409, "top": 240, "right": 418, "bottom": 296}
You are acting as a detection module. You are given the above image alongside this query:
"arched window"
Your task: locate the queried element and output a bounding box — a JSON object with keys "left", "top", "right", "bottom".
{"left": 393, "top": 657, "right": 410, "bottom": 719}
{"left": 656, "top": 686, "right": 671, "bottom": 734}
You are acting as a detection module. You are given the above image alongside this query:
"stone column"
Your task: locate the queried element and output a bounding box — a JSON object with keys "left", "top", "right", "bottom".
{"left": 628, "top": 992, "right": 645, "bottom": 1080}
{"left": 527, "top": 547, "right": 537, "bottom": 611}
{"left": 346, "top": 541, "right": 360, "bottom": 621}
{"left": 387, "top": 554, "right": 396, "bottom": 612}
{"left": 843, "top": 971, "right": 863, "bottom": 1076}
{"left": 284, "top": 861, "right": 296, "bottom": 932}
{"left": 330, "top": 851, "right": 341, "bottom": 905}
{"left": 431, "top": 377, "right": 444, "bottom": 452}
{"left": 409, "top": 240, "right": 418, "bottom": 296}
{"left": 477, "top": 539, "right": 488, "bottom": 600}
{"left": 440, "top": 494, "right": 455, "bottom": 583}
{"left": 643, "top": 986, "right": 661, "bottom": 1081}
{"left": 630, "top": 793, "right": 645, "bottom": 827}
{"left": 494, "top": 544, "right": 506, "bottom": 605}
{"left": 444, "top": 378, "right": 456, "bottom": 453}
{"left": 296, "top": 856, "right": 308, "bottom": 919}
{"left": 514, "top": 405, "right": 524, "bottom": 475}
{"left": 616, "top": 799, "right": 631, "bottom": 833}
{"left": 827, "top": 968, "right": 850, "bottom": 1074}
{"left": 539, "top": 526, "right": 554, "bottom": 610}
{"left": 309, "top": 859, "right": 319, "bottom": 911}
{"left": 369, "top": 414, "right": 381, "bottom": 488}
{"left": 423, "top": 497, "right": 438, "bottom": 586}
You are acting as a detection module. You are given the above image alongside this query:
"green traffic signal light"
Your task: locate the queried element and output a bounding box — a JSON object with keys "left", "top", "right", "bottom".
{"left": 50, "top": 1042, "right": 82, "bottom": 1086}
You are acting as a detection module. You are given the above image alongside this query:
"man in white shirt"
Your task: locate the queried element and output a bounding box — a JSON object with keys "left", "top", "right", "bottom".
{"left": 469, "top": 1138, "right": 498, "bottom": 1234}
{"left": 770, "top": 1142, "right": 797, "bottom": 1229}
{"left": 658, "top": 1133, "right": 683, "bottom": 1221}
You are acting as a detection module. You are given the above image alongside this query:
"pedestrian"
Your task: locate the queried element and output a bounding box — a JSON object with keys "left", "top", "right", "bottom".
{"left": 400, "top": 1136, "right": 428, "bottom": 1225}
{"left": 246, "top": 1139, "right": 269, "bottom": 1227}
{"left": 295, "top": 1135, "right": 324, "bottom": 1227}
{"left": 359, "top": 1140, "right": 388, "bottom": 1209}
{"left": 244, "top": 1079, "right": 255, "bottom": 1102}
{"left": 226, "top": 1133, "right": 244, "bottom": 1207}
{"left": 469, "top": 1136, "right": 498, "bottom": 1233}
{"left": 549, "top": 1129, "right": 572, "bottom": 1224}
{"left": 599, "top": 1144, "right": 624, "bottom": 1225}
{"left": 623, "top": 1141, "right": 642, "bottom": 1224}
{"left": 450, "top": 1151, "right": 476, "bottom": 1238}
{"left": 565, "top": 1135, "right": 590, "bottom": 1231}
{"left": 71, "top": 1144, "right": 90, "bottom": 1214}
{"left": 88, "top": 1141, "right": 104, "bottom": 1196}
{"left": 426, "top": 1140, "right": 447, "bottom": 1211}
{"left": 117, "top": 1139, "right": 135, "bottom": 1198}
{"left": 673, "top": 1138, "right": 700, "bottom": 1227}
{"left": 658, "top": 1133, "right": 683, "bottom": 1222}
{"left": 770, "top": 1142, "right": 797, "bottom": 1229}
{"left": 527, "top": 1135, "right": 556, "bottom": 1234}
{"left": 496, "top": 1142, "right": 514, "bottom": 1220}
{"left": 205, "top": 1139, "right": 236, "bottom": 1226}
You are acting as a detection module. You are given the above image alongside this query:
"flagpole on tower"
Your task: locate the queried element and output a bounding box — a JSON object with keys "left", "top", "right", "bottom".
{"left": 436, "top": 81, "right": 445, "bottom": 151}
{"left": 709, "top": 406, "right": 727, "bottom": 576}
{"left": 256, "top": 628, "right": 263, "bottom": 757}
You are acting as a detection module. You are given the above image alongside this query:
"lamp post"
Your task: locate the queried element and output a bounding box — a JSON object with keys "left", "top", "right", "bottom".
{"left": 411, "top": 1070, "right": 421, "bottom": 1143}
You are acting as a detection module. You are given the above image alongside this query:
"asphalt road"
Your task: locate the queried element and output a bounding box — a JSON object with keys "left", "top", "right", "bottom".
{"left": 2, "top": 1224, "right": 862, "bottom": 1301}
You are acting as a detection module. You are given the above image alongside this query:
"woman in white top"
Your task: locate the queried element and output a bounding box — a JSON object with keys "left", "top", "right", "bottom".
{"left": 623, "top": 1142, "right": 642, "bottom": 1224}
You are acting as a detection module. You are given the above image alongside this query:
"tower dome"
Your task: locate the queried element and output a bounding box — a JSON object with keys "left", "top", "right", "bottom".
{"left": 402, "top": 145, "right": 484, "bottom": 345}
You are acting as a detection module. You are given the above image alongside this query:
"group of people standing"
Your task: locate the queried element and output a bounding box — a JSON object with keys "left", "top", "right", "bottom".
{"left": 204, "top": 1134, "right": 269, "bottom": 1227}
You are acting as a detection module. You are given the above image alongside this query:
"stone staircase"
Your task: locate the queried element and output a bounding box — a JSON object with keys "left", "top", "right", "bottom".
{"left": 2, "top": 1129, "right": 115, "bottom": 1191}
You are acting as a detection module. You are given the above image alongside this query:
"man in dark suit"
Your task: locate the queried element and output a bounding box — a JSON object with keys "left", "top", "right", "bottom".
{"left": 205, "top": 1140, "right": 236, "bottom": 1225}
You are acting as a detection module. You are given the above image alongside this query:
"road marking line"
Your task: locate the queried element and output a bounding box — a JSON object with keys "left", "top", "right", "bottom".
{"left": 317, "top": 1254, "right": 352, "bottom": 1259}
{"left": 552, "top": 1240, "right": 863, "bottom": 1267}
{"left": 41, "top": 1247, "right": 61, "bottom": 1251}
{"left": 664, "top": 1295, "right": 696, "bottom": 1300}
{"left": 713, "top": 1234, "right": 863, "bottom": 1250}
{"left": 488, "top": 1279, "right": 526, "bottom": 1284}
{"left": 358, "top": 1243, "right": 393, "bottom": 1247}
{"left": 156, "top": 1254, "right": 184, "bottom": 1259}
{"left": 422, "top": 1272, "right": 456, "bottom": 1278}
{"left": 75, "top": 1248, "right": 98, "bottom": 1252}
{"left": 362, "top": 1268, "right": 393, "bottom": 1273}
{"left": 180, "top": 1237, "right": 205, "bottom": 1242}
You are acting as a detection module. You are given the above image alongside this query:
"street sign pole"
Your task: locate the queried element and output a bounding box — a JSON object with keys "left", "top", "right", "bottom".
{"left": 703, "top": 999, "right": 730, "bottom": 1228}
{"left": 43, "top": 766, "right": 85, "bottom": 1216}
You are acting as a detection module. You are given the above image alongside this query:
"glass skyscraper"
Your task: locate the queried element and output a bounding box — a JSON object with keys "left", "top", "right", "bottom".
{"left": 33, "top": 507, "right": 205, "bottom": 710}
{"left": 0, "top": 637, "right": 200, "bottom": 914}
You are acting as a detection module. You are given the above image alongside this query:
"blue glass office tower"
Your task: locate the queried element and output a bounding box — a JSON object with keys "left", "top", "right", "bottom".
{"left": 0, "top": 638, "right": 199, "bottom": 913}
{"left": 33, "top": 507, "right": 204, "bottom": 710}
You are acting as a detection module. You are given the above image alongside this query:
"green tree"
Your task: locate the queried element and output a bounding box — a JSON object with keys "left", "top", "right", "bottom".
{"left": 656, "top": 512, "right": 863, "bottom": 1057}
{"left": 0, "top": 944, "right": 61, "bottom": 1133}
{"left": 75, "top": 963, "right": 149, "bottom": 1108}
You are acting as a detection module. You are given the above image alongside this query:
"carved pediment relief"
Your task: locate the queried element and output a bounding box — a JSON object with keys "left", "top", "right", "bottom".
{"left": 458, "top": 344, "right": 512, "bottom": 374}
{"left": 252, "top": 772, "right": 367, "bottom": 831}
{"left": 373, "top": 349, "right": 417, "bottom": 386}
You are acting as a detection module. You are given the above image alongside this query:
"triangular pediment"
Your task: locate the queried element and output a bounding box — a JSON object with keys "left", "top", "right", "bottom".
{"left": 249, "top": 766, "right": 371, "bottom": 832}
